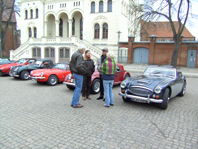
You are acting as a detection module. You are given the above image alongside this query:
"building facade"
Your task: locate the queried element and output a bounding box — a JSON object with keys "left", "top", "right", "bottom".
{"left": 10, "top": 0, "right": 139, "bottom": 63}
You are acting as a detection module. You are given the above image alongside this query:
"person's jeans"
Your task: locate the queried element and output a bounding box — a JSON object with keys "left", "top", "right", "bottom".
{"left": 103, "top": 80, "right": 114, "bottom": 107}
{"left": 71, "top": 73, "right": 83, "bottom": 106}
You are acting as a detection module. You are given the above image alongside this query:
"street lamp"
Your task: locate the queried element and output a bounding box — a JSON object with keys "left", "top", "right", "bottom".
{"left": 117, "top": 31, "right": 122, "bottom": 63}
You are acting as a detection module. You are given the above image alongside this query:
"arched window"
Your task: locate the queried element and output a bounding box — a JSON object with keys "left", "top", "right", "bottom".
{"left": 80, "top": 18, "right": 83, "bottom": 40}
{"left": 34, "top": 27, "right": 37, "bottom": 38}
{"left": 91, "top": 2, "right": 95, "bottom": 13}
{"left": 25, "top": 10, "right": 28, "bottom": 19}
{"left": 107, "top": 0, "right": 112, "bottom": 12}
{"left": 59, "top": 18, "right": 63, "bottom": 37}
{"left": 29, "top": 28, "right": 32, "bottom": 37}
{"left": 30, "top": 9, "right": 33, "bottom": 19}
{"left": 36, "top": 9, "right": 38, "bottom": 18}
{"left": 72, "top": 18, "right": 75, "bottom": 35}
{"left": 99, "top": 1, "right": 103, "bottom": 12}
{"left": 94, "top": 24, "right": 100, "bottom": 39}
{"left": 103, "top": 23, "right": 108, "bottom": 39}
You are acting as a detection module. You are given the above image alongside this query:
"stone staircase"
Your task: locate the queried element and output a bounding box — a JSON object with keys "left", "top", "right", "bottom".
{"left": 10, "top": 37, "right": 101, "bottom": 62}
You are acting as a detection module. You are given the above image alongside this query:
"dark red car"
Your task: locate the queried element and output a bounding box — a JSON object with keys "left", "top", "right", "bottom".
{"left": 63, "top": 63, "right": 131, "bottom": 94}
{"left": 0, "top": 58, "right": 36, "bottom": 75}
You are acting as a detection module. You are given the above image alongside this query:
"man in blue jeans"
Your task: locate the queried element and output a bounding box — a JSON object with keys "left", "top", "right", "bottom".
{"left": 69, "top": 45, "right": 86, "bottom": 108}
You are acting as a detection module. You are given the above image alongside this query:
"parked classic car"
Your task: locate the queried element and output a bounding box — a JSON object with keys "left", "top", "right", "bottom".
{"left": 63, "top": 63, "right": 131, "bottom": 94}
{"left": 119, "top": 66, "right": 186, "bottom": 110}
{"left": 0, "top": 58, "right": 36, "bottom": 75}
{"left": 29, "top": 63, "right": 70, "bottom": 86}
{"left": 0, "top": 59, "right": 15, "bottom": 65}
{"left": 9, "top": 59, "right": 54, "bottom": 80}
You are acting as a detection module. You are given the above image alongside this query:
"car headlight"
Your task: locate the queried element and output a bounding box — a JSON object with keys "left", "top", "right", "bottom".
{"left": 40, "top": 73, "right": 44, "bottom": 77}
{"left": 120, "top": 81, "right": 126, "bottom": 88}
{"left": 68, "top": 74, "right": 71, "bottom": 79}
{"left": 154, "top": 86, "right": 161, "bottom": 94}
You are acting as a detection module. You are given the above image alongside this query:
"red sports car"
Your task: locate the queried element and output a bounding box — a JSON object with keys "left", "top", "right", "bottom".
{"left": 63, "top": 63, "right": 131, "bottom": 94}
{"left": 0, "top": 58, "right": 36, "bottom": 75}
{"left": 30, "top": 63, "right": 70, "bottom": 86}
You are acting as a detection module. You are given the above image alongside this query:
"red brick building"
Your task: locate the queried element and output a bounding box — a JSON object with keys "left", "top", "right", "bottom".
{"left": 140, "top": 20, "right": 195, "bottom": 42}
{"left": 119, "top": 36, "right": 198, "bottom": 68}
{"left": 1, "top": 0, "right": 20, "bottom": 58}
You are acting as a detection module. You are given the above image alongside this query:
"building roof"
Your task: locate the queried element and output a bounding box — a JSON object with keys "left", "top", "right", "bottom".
{"left": 141, "top": 20, "right": 194, "bottom": 38}
{"left": 2, "top": 0, "right": 16, "bottom": 23}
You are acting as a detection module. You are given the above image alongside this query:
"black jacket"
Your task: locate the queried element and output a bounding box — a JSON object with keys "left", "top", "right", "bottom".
{"left": 84, "top": 56, "right": 95, "bottom": 76}
{"left": 69, "top": 50, "right": 86, "bottom": 75}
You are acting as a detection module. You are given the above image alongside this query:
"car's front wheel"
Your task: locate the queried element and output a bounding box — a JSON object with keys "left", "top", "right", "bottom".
{"left": 66, "top": 85, "right": 75, "bottom": 90}
{"left": 47, "top": 75, "right": 58, "bottom": 86}
{"left": 20, "top": 71, "right": 30, "bottom": 80}
{"left": 91, "top": 79, "right": 100, "bottom": 94}
{"left": 160, "top": 88, "right": 169, "bottom": 110}
{"left": 178, "top": 82, "right": 186, "bottom": 96}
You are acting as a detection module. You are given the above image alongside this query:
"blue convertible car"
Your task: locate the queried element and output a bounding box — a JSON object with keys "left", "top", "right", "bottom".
{"left": 119, "top": 66, "right": 186, "bottom": 110}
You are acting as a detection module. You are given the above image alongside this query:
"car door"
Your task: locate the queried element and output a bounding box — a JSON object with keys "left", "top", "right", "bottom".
{"left": 114, "top": 65, "right": 121, "bottom": 84}
{"left": 170, "top": 72, "right": 183, "bottom": 98}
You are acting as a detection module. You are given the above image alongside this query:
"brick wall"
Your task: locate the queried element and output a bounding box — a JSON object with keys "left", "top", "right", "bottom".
{"left": 119, "top": 36, "right": 198, "bottom": 67}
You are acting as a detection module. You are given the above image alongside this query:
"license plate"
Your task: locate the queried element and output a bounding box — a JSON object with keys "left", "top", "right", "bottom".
{"left": 31, "top": 78, "right": 37, "bottom": 81}
{"left": 131, "top": 98, "right": 147, "bottom": 103}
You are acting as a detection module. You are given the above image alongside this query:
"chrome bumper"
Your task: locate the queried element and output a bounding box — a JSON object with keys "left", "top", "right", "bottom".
{"left": 13, "top": 74, "right": 19, "bottom": 77}
{"left": 63, "top": 82, "right": 75, "bottom": 86}
{"left": 118, "top": 92, "right": 163, "bottom": 103}
{"left": 30, "top": 76, "right": 45, "bottom": 80}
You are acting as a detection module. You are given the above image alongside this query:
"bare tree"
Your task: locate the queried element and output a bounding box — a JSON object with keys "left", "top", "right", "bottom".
{"left": 130, "top": 0, "right": 196, "bottom": 67}
{"left": 0, "top": 0, "right": 16, "bottom": 58}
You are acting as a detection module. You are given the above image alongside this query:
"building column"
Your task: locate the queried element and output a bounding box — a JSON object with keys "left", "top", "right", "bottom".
{"left": 55, "top": 47, "right": 59, "bottom": 63}
{"left": 45, "top": 21, "right": 48, "bottom": 37}
{"left": 127, "top": 35, "right": 134, "bottom": 63}
{"left": 68, "top": 19, "right": 73, "bottom": 37}
{"left": 55, "top": 20, "right": 60, "bottom": 37}
{"left": 41, "top": 47, "right": 45, "bottom": 59}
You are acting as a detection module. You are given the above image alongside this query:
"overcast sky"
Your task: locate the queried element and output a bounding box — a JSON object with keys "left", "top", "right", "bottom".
{"left": 15, "top": 0, "right": 198, "bottom": 40}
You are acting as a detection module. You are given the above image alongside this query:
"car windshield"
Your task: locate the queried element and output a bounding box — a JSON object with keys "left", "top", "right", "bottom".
{"left": 143, "top": 67, "right": 176, "bottom": 78}
{"left": 52, "top": 64, "right": 67, "bottom": 70}
{"left": 15, "top": 59, "right": 27, "bottom": 64}
{"left": 0, "top": 59, "right": 9, "bottom": 62}
{"left": 33, "top": 61, "right": 43, "bottom": 67}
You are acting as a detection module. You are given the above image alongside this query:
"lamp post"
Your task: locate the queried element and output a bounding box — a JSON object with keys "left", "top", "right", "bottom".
{"left": 117, "top": 31, "right": 122, "bottom": 63}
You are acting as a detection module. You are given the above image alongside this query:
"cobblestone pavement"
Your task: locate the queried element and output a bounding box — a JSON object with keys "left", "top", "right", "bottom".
{"left": 0, "top": 76, "right": 198, "bottom": 149}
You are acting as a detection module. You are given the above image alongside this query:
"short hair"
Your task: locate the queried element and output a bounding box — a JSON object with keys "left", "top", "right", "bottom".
{"left": 107, "top": 52, "right": 115, "bottom": 59}
{"left": 85, "top": 50, "right": 90, "bottom": 54}
{"left": 78, "top": 45, "right": 86, "bottom": 51}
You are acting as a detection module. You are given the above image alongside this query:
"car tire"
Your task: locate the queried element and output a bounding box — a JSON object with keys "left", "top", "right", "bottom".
{"left": 91, "top": 79, "right": 100, "bottom": 94}
{"left": 20, "top": 71, "right": 30, "bottom": 80}
{"left": 178, "top": 82, "right": 186, "bottom": 96}
{"left": 122, "top": 97, "right": 130, "bottom": 102}
{"left": 66, "top": 85, "right": 75, "bottom": 90}
{"left": 160, "top": 88, "right": 169, "bottom": 110}
{"left": 125, "top": 73, "right": 130, "bottom": 80}
{"left": 47, "top": 75, "right": 58, "bottom": 86}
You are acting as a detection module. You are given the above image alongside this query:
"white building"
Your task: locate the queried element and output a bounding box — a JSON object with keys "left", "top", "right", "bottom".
{"left": 10, "top": 0, "right": 140, "bottom": 63}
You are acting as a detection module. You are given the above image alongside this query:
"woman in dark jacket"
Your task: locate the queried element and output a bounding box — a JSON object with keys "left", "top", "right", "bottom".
{"left": 82, "top": 50, "right": 95, "bottom": 100}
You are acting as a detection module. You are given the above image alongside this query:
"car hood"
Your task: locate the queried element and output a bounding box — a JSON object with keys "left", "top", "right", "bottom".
{"left": 0, "top": 63, "right": 18, "bottom": 69}
{"left": 129, "top": 75, "right": 173, "bottom": 90}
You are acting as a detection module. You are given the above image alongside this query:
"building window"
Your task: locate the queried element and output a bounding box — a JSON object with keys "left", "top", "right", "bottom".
{"left": 30, "top": 9, "right": 33, "bottom": 19}
{"left": 32, "top": 48, "right": 41, "bottom": 57}
{"left": 80, "top": 18, "right": 83, "bottom": 40}
{"left": 94, "top": 24, "right": 100, "bottom": 39}
{"left": 103, "top": 23, "right": 108, "bottom": 39}
{"left": 59, "top": 18, "right": 63, "bottom": 37}
{"left": 25, "top": 10, "right": 28, "bottom": 19}
{"left": 60, "top": 48, "right": 70, "bottom": 58}
{"left": 99, "top": 1, "right": 103, "bottom": 12}
{"left": 72, "top": 18, "right": 75, "bottom": 35}
{"left": 45, "top": 48, "right": 49, "bottom": 57}
{"left": 34, "top": 27, "right": 37, "bottom": 38}
{"left": 36, "top": 9, "right": 38, "bottom": 18}
{"left": 29, "top": 28, "right": 32, "bottom": 37}
{"left": 45, "top": 48, "right": 54, "bottom": 57}
{"left": 107, "top": 0, "right": 112, "bottom": 12}
{"left": 91, "top": 2, "right": 95, "bottom": 13}
{"left": 50, "top": 48, "right": 55, "bottom": 57}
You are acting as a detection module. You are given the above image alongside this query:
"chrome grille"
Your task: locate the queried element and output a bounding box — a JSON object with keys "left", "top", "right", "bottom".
{"left": 129, "top": 87, "right": 153, "bottom": 97}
